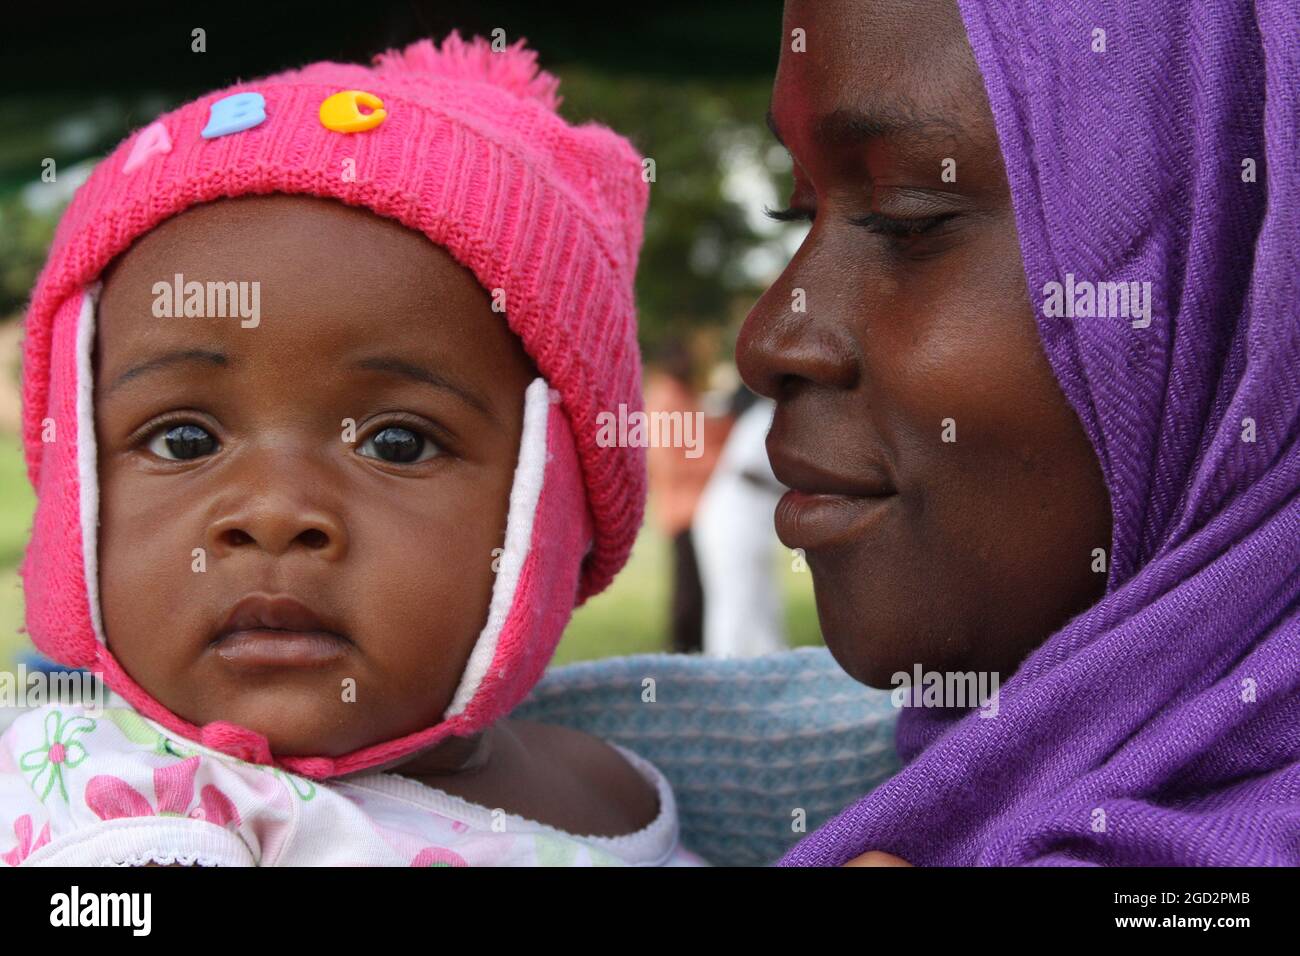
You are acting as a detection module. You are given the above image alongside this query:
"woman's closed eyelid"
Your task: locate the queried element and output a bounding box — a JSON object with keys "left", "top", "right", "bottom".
{"left": 848, "top": 211, "right": 959, "bottom": 237}
{"left": 762, "top": 204, "right": 957, "bottom": 236}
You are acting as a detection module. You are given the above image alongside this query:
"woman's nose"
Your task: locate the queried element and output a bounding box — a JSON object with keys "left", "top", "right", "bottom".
{"left": 736, "top": 259, "right": 859, "bottom": 399}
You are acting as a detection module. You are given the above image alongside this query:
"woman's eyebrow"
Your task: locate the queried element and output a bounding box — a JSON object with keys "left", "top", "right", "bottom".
{"left": 766, "top": 103, "right": 960, "bottom": 150}
{"left": 350, "top": 355, "right": 496, "bottom": 420}
{"left": 106, "top": 348, "right": 228, "bottom": 395}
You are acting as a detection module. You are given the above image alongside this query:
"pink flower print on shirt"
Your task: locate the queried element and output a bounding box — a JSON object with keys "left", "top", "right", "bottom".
{"left": 410, "top": 846, "right": 469, "bottom": 867}
{"left": 19, "top": 709, "right": 96, "bottom": 802}
{"left": 85, "top": 755, "right": 242, "bottom": 830}
{"left": 2, "top": 814, "right": 52, "bottom": 865}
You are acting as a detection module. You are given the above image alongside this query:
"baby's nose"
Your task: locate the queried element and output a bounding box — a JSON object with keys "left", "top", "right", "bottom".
{"left": 207, "top": 503, "right": 348, "bottom": 561}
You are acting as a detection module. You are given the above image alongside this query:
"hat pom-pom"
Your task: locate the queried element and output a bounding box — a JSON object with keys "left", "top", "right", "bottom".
{"left": 373, "top": 31, "right": 562, "bottom": 110}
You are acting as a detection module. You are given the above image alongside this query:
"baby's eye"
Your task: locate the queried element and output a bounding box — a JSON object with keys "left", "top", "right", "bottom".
{"left": 358, "top": 425, "right": 440, "bottom": 464}
{"left": 147, "top": 423, "right": 218, "bottom": 460}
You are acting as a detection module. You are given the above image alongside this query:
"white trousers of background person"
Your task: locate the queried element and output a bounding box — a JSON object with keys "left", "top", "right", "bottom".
{"left": 693, "top": 399, "right": 788, "bottom": 658}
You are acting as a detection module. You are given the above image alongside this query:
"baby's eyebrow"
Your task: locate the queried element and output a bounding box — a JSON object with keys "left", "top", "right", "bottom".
{"left": 104, "top": 350, "right": 496, "bottom": 419}
{"left": 106, "top": 348, "right": 228, "bottom": 395}
{"left": 351, "top": 355, "right": 495, "bottom": 420}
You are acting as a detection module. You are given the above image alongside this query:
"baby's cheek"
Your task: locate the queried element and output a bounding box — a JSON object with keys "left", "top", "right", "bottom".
{"left": 96, "top": 471, "right": 209, "bottom": 693}
{"left": 352, "top": 468, "right": 511, "bottom": 705}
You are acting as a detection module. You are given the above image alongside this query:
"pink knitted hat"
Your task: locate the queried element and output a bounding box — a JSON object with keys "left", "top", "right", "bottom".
{"left": 19, "top": 34, "right": 649, "bottom": 778}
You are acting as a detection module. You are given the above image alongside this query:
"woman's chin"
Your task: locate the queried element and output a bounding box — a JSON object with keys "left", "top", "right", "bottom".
{"left": 811, "top": 586, "right": 951, "bottom": 690}
{"left": 815, "top": 611, "right": 908, "bottom": 690}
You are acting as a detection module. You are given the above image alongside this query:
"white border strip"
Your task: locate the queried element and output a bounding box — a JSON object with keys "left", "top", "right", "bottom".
{"left": 444, "top": 377, "right": 550, "bottom": 718}
{"left": 76, "top": 284, "right": 107, "bottom": 647}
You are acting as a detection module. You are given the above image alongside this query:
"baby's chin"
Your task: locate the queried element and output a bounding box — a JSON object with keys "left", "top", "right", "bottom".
{"left": 175, "top": 685, "right": 377, "bottom": 758}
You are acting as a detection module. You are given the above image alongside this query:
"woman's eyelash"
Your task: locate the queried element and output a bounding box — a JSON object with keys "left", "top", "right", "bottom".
{"left": 850, "top": 212, "right": 956, "bottom": 237}
{"left": 763, "top": 205, "right": 956, "bottom": 237}
{"left": 763, "top": 204, "right": 814, "bottom": 223}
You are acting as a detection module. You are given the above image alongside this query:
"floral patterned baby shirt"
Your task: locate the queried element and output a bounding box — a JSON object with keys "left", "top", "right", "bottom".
{"left": 0, "top": 702, "right": 706, "bottom": 867}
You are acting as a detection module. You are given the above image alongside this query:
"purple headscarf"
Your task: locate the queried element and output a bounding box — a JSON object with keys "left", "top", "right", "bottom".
{"left": 782, "top": 0, "right": 1300, "bottom": 866}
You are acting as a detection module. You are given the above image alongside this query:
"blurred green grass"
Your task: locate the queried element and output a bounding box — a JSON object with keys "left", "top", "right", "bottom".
{"left": 0, "top": 429, "right": 821, "bottom": 672}
{"left": 0, "top": 432, "right": 32, "bottom": 670}
{"left": 554, "top": 511, "right": 823, "bottom": 664}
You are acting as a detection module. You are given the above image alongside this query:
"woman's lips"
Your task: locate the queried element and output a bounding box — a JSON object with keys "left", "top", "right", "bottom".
{"left": 774, "top": 488, "right": 897, "bottom": 551}
{"left": 212, "top": 629, "right": 350, "bottom": 667}
{"left": 767, "top": 445, "right": 898, "bottom": 550}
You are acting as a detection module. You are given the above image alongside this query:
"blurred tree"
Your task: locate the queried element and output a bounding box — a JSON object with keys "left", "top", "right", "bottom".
{"left": 0, "top": 195, "right": 56, "bottom": 318}
{"left": 0, "top": 4, "right": 803, "bottom": 348}
{"left": 560, "top": 71, "right": 792, "bottom": 354}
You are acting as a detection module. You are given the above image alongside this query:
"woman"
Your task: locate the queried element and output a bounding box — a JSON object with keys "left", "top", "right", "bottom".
{"left": 738, "top": 0, "right": 1299, "bottom": 865}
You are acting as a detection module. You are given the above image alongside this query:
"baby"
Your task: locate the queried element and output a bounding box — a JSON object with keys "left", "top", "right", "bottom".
{"left": 1, "top": 34, "right": 702, "bottom": 866}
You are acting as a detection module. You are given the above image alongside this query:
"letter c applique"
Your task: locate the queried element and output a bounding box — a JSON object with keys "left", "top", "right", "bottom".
{"left": 319, "top": 90, "right": 387, "bottom": 133}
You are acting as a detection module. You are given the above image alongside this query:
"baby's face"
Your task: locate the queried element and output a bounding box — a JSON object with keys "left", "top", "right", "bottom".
{"left": 93, "top": 195, "right": 537, "bottom": 756}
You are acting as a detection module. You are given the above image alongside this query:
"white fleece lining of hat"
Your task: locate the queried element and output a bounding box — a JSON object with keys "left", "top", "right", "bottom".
{"left": 444, "top": 376, "right": 549, "bottom": 718}
{"left": 77, "top": 282, "right": 544, "bottom": 718}
{"left": 77, "top": 285, "right": 108, "bottom": 648}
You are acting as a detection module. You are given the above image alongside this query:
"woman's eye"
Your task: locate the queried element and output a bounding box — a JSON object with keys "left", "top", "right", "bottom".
{"left": 147, "top": 423, "right": 218, "bottom": 461}
{"left": 850, "top": 212, "right": 957, "bottom": 238}
{"left": 358, "top": 425, "right": 440, "bottom": 464}
{"left": 763, "top": 206, "right": 956, "bottom": 240}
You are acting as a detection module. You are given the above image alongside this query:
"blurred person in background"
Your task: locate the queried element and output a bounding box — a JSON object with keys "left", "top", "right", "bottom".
{"left": 694, "top": 389, "right": 788, "bottom": 657}
{"left": 643, "top": 341, "right": 731, "bottom": 653}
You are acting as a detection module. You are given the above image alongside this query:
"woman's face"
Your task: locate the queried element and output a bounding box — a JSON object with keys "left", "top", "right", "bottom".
{"left": 95, "top": 195, "right": 536, "bottom": 756}
{"left": 737, "top": 0, "right": 1112, "bottom": 688}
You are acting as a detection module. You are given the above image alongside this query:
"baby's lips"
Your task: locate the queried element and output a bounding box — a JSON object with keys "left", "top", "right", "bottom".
{"left": 213, "top": 592, "right": 348, "bottom": 641}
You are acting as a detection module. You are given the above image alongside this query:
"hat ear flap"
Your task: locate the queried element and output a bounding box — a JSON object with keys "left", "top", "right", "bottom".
{"left": 442, "top": 377, "right": 592, "bottom": 734}
{"left": 21, "top": 286, "right": 103, "bottom": 668}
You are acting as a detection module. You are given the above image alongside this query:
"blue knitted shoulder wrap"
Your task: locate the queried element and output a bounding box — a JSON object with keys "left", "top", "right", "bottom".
{"left": 513, "top": 647, "right": 901, "bottom": 866}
